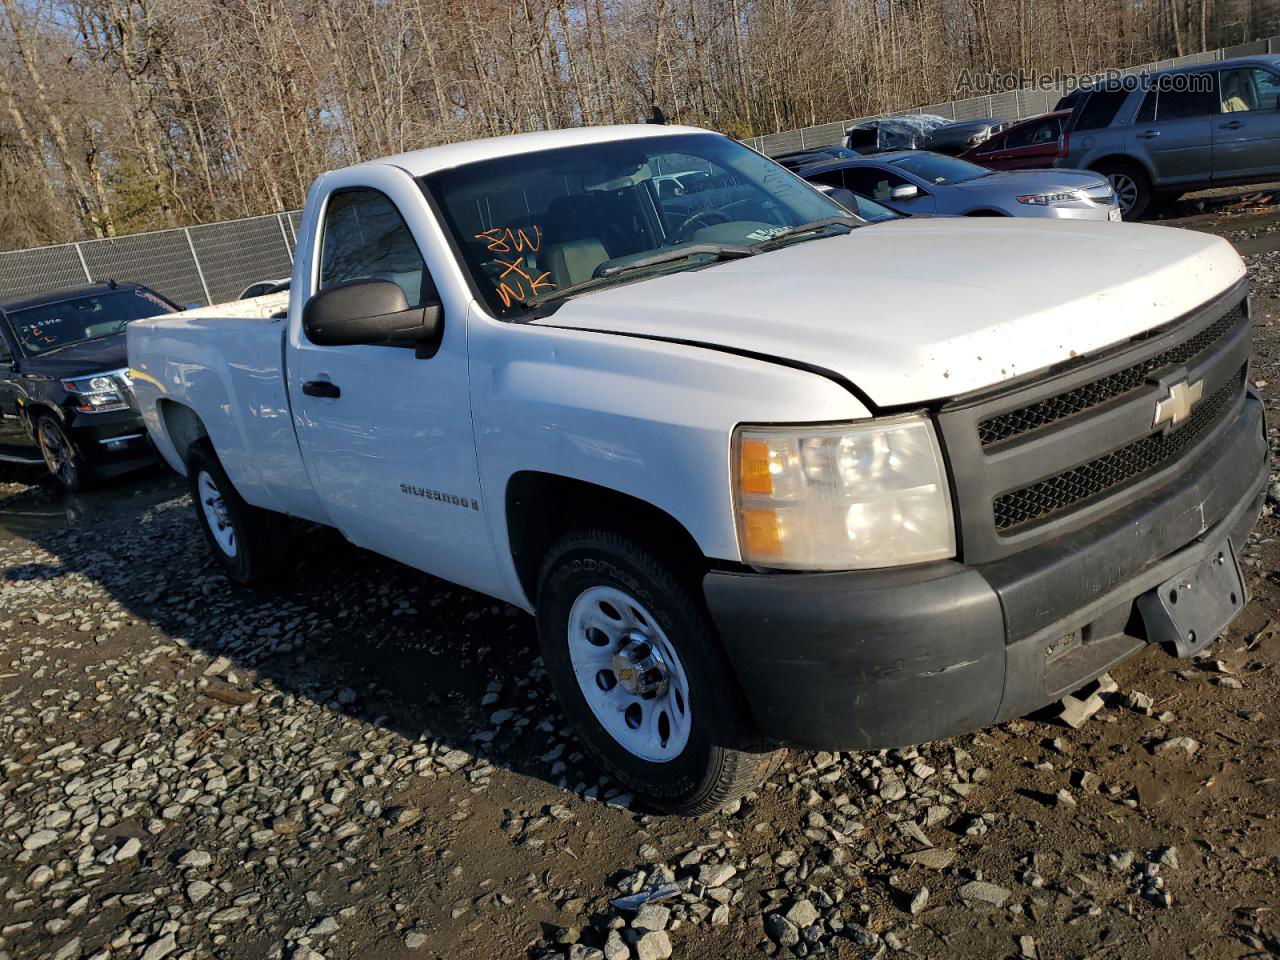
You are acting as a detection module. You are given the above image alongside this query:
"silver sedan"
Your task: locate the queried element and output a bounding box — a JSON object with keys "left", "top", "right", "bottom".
{"left": 800, "top": 151, "right": 1121, "bottom": 221}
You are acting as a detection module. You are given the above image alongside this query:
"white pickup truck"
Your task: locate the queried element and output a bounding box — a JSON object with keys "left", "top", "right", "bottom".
{"left": 128, "top": 124, "right": 1268, "bottom": 814}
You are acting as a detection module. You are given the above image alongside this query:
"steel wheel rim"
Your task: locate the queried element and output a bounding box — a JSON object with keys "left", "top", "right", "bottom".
{"left": 37, "top": 421, "right": 75, "bottom": 486}
{"left": 197, "top": 470, "right": 237, "bottom": 557}
{"left": 1107, "top": 172, "right": 1138, "bottom": 214}
{"left": 567, "top": 585, "right": 692, "bottom": 763}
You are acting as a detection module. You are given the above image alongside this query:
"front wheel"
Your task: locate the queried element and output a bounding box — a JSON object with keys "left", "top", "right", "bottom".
{"left": 536, "top": 530, "right": 782, "bottom": 814}
{"left": 1096, "top": 161, "right": 1151, "bottom": 220}
{"left": 186, "top": 440, "right": 287, "bottom": 584}
{"left": 36, "top": 415, "right": 91, "bottom": 491}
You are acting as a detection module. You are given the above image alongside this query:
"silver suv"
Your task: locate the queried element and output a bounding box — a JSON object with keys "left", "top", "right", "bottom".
{"left": 1055, "top": 55, "right": 1280, "bottom": 219}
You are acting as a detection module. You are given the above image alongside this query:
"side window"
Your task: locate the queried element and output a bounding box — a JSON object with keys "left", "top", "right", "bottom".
{"left": 1157, "top": 73, "right": 1218, "bottom": 120}
{"left": 1074, "top": 89, "right": 1131, "bottom": 131}
{"left": 1135, "top": 90, "right": 1157, "bottom": 124}
{"left": 842, "top": 167, "right": 913, "bottom": 200}
{"left": 319, "top": 189, "right": 437, "bottom": 308}
{"left": 976, "top": 132, "right": 1006, "bottom": 153}
{"left": 1256, "top": 69, "right": 1280, "bottom": 110}
{"left": 806, "top": 170, "right": 847, "bottom": 190}
{"left": 1220, "top": 67, "right": 1280, "bottom": 112}
{"left": 0, "top": 324, "right": 11, "bottom": 364}
{"left": 1005, "top": 119, "right": 1054, "bottom": 150}
{"left": 839, "top": 168, "right": 878, "bottom": 197}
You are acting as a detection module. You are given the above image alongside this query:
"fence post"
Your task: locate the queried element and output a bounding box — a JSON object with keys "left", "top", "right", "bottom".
{"left": 799, "top": 127, "right": 807, "bottom": 150}
{"left": 73, "top": 243, "right": 92, "bottom": 283}
{"left": 276, "top": 214, "right": 294, "bottom": 260}
{"left": 184, "top": 228, "right": 212, "bottom": 305}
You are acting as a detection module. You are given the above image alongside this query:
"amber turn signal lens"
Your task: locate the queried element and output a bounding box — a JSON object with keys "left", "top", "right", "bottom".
{"left": 741, "top": 507, "right": 783, "bottom": 557}
{"left": 739, "top": 438, "right": 774, "bottom": 496}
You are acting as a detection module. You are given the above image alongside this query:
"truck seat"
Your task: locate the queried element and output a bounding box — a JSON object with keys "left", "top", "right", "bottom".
{"left": 541, "top": 195, "right": 610, "bottom": 287}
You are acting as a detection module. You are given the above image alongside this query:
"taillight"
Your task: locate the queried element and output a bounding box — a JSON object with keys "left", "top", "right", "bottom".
{"left": 1056, "top": 133, "right": 1069, "bottom": 158}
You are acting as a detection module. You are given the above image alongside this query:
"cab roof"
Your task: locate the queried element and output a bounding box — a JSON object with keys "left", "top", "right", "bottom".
{"left": 361, "top": 124, "right": 716, "bottom": 179}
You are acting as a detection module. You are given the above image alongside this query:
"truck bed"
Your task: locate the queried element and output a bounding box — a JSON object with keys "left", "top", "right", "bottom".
{"left": 127, "top": 292, "right": 323, "bottom": 521}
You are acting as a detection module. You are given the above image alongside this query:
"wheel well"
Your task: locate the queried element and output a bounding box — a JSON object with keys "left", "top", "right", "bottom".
{"left": 964, "top": 209, "right": 1006, "bottom": 216}
{"left": 21, "top": 402, "right": 56, "bottom": 430}
{"left": 1090, "top": 155, "right": 1150, "bottom": 183}
{"left": 157, "top": 400, "right": 208, "bottom": 465}
{"left": 505, "top": 472, "right": 709, "bottom": 607}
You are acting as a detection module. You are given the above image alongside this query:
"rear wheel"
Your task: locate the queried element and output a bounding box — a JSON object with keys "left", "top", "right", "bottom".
{"left": 1095, "top": 161, "right": 1151, "bottom": 220}
{"left": 186, "top": 440, "right": 287, "bottom": 584}
{"left": 36, "top": 415, "right": 91, "bottom": 492}
{"left": 536, "top": 529, "right": 782, "bottom": 814}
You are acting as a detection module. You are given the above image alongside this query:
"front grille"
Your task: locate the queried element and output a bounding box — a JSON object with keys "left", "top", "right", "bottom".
{"left": 979, "top": 304, "right": 1243, "bottom": 447}
{"left": 992, "top": 368, "right": 1244, "bottom": 533}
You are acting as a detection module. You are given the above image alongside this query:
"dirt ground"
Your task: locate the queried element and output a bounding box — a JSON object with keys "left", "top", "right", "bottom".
{"left": 2, "top": 211, "right": 1280, "bottom": 960}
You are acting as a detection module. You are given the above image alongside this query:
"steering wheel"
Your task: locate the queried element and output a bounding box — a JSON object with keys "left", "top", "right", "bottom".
{"left": 669, "top": 208, "right": 732, "bottom": 244}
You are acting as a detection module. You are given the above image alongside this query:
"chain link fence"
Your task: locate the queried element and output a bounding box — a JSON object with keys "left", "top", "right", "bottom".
{"left": 0, "top": 212, "right": 298, "bottom": 308}
{"left": 1, "top": 34, "right": 1277, "bottom": 309}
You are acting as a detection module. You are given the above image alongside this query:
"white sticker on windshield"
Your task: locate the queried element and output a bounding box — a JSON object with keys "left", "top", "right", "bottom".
{"left": 745, "top": 227, "right": 787, "bottom": 242}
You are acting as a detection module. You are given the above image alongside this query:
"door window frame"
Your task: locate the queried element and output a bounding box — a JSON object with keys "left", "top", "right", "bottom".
{"left": 1150, "top": 72, "right": 1220, "bottom": 121}
{"left": 315, "top": 186, "right": 438, "bottom": 308}
{"left": 1217, "top": 65, "right": 1280, "bottom": 113}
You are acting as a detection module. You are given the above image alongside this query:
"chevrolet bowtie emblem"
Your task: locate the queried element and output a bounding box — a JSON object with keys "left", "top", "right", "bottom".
{"left": 1153, "top": 378, "right": 1203, "bottom": 430}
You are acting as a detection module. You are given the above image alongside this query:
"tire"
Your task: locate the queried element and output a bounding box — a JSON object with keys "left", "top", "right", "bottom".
{"left": 35, "top": 415, "right": 91, "bottom": 492}
{"left": 536, "top": 529, "right": 783, "bottom": 815}
{"left": 186, "top": 440, "right": 287, "bottom": 584}
{"left": 1095, "top": 160, "right": 1151, "bottom": 220}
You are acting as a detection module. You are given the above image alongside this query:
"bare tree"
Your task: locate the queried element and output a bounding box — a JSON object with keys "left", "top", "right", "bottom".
{"left": 1, "top": 0, "right": 1277, "bottom": 249}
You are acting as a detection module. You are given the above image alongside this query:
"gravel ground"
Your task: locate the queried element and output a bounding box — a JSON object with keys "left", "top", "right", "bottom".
{"left": 2, "top": 243, "right": 1280, "bottom": 960}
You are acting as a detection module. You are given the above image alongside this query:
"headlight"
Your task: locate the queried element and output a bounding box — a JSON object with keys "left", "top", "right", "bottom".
{"left": 62, "top": 371, "right": 130, "bottom": 413}
{"left": 1016, "top": 191, "right": 1083, "bottom": 206}
{"left": 733, "top": 416, "right": 956, "bottom": 570}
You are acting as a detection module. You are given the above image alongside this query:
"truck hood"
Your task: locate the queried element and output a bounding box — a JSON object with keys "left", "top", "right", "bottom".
{"left": 538, "top": 218, "right": 1245, "bottom": 407}
{"left": 19, "top": 333, "right": 127, "bottom": 379}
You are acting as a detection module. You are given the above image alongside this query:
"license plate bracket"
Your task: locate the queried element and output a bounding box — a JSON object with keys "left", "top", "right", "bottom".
{"left": 1137, "top": 540, "right": 1247, "bottom": 657}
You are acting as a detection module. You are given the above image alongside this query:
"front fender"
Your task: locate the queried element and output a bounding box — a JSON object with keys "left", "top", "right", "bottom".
{"left": 468, "top": 305, "right": 871, "bottom": 606}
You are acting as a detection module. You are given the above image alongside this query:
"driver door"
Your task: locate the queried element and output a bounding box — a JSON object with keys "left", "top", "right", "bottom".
{"left": 286, "top": 174, "right": 507, "bottom": 601}
{"left": 1213, "top": 66, "right": 1280, "bottom": 181}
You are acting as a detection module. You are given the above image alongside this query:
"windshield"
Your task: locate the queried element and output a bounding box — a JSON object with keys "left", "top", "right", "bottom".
{"left": 421, "top": 132, "right": 846, "bottom": 318}
{"left": 5, "top": 288, "right": 176, "bottom": 356}
{"left": 888, "top": 153, "right": 991, "bottom": 185}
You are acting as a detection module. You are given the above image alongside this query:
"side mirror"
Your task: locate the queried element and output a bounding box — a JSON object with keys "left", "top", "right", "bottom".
{"left": 890, "top": 184, "right": 921, "bottom": 201}
{"left": 303, "top": 279, "right": 443, "bottom": 358}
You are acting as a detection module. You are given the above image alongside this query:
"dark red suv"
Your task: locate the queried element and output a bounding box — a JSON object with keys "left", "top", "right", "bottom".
{"left": 961, "top": 110, "right": 1069, "bottom": 171}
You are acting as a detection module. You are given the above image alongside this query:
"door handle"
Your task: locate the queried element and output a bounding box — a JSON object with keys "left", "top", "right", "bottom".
{"left": 1219, "top": 120, "right": 1244, "bottom": 129}
{"left": 302, "top": 380, "right": 341, "bottom": 399}
{"left": 1135, "top": 130, "right": 1161, "bottom": 139}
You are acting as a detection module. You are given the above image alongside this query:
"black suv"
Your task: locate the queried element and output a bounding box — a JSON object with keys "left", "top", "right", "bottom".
{"left": 0, "top": 281, "right": 179, "bottom": 489}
